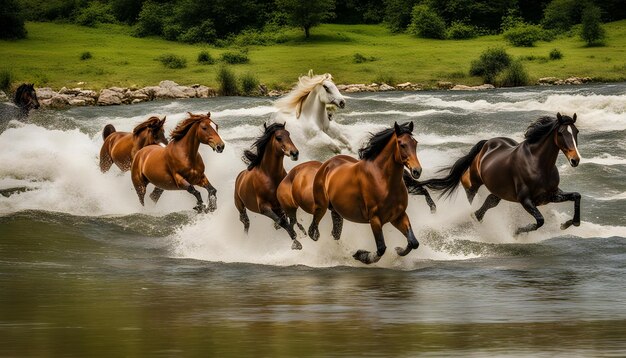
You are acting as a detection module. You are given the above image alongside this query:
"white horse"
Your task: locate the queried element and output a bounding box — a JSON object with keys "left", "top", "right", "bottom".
{"left": 274, "top": 71, "right": 351, "bottom": 152}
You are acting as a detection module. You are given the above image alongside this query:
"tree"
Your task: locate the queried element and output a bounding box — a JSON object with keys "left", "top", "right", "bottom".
{"left": 407, "top": 5, "right": 446, "bottom": 39}
{"left": 275, "top": 0, "right": 335, "bottom": 38}
{"left": 580, "top": 4, "right": 605, "bottom": 46}
{"left": 0, "top": 0, "right": 27, "bottom": 40}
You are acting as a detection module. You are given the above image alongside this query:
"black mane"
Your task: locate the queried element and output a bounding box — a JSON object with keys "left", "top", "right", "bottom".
{"left": 358, "top": 122, "right": 413, "bottom": 160}
{"left": 524, "top": 114, "right": 573, "bottom": 143}
{"left": 242, "top": 122, "right": 285, "bottom": 170}
{"left": 13, "top": 83, "right": 35, "bottom": 108}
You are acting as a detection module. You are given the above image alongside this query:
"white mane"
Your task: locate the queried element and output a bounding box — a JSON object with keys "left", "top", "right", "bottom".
{"left": 274, "top": 71, "right": 333, "bottom": 119}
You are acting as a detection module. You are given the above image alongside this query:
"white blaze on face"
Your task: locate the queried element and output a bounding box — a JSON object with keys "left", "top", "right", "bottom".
{"left": 159, "top": 143, "right": 167, "bottom": 147}
{"left": 567, "top": 125, "right": 582, "bottom": 159}
{"left": 210, "top": 121, "right": 218, "bottom": 131}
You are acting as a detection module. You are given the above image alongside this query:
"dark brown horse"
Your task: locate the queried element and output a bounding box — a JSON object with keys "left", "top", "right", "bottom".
{"left": 418, "top": 112, "right": 581, "bottom": 235}
{"left": 99, "top": 116, "right": 168, "bottom": 172}
{"left": 308, "top": 122, "right": 423, "bottom": 264}
{"left": 131, "top": 112, "right": 224, "bottom": 212}
{"left": 234, "top": 122, "right": 302, "bottom": 249}
{"left": 13, "top": 83, "right": 40, "bottom": 118}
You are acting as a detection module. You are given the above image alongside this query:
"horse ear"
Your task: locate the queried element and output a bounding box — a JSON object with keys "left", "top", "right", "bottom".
{"left": 207, "top": 112, "right": 211, "bottom": 117}
{"left": 161, "top": 116, "right": 166, "bottom": 125}
{"left": 556, "top": 112, "right": 563, "bottom": 122}
{"left": 263, "top": 122, "right": 267, "bottom": 130}
{"left": 187, "top": 112, "right": 193, "bottom": 118}
{"left": 394, "top": 121, "right": 400, "bottom": 134}
{"left": 409, "top": 121, "right": 414, "bottom": 132}
{"left": 572, "top": 113, "right": 577, "bottom": 123}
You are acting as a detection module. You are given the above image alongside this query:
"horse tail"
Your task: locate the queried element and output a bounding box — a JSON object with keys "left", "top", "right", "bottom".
{"left": 418, "top": 140, "right": 488, "bottom": 198}
{"left": 102, "top": 124, "right": 116, "bottom": 141}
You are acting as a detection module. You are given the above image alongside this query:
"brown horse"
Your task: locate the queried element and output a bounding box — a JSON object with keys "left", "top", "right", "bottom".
{"left": 277, "top": 160, "right": 322, "bottom": 236}
{"left": 418, "top": 112, "right": 581, "bottom": 235}
{"left": 131, "top": 112, "right": 224, "bottom": 212}
{"left": 308, "top": 122, "right": 423, "bottom": 264}
{"left": 99, "top": 116, "right": 168, "bottom": 172}
{"left": 13, "top": 83, "right": 40, "bottom": 118}
{"left": 234, "top": 122, "right": 302, "bottom": 249}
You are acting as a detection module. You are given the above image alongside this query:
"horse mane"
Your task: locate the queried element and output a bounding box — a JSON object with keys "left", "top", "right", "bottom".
{"left": 133, "top": 116, "right": 162, "bottom": 136}
{"left": 274, "top": 71, "right": 332, "bottom": 118}
{"left": 170, "top": 113, "right": 207, "bottom": 142}
{"left": 242, "top": 122, "right": 285, "bottom": 170}
{"left": 524, "top": 114, "right": 573, "bottom": 143}
{"left": 13, "top": 83, "right": 34, "bottom": 107}
{"left": 359, "top": 122, "right": 413, "bottom": 161}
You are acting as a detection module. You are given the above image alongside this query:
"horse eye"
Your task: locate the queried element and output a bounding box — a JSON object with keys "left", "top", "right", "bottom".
{"left": 323, "top": 85, "right": 329, "bottom": 91}
{"left": 276, "top": 136, "right": 282, "bottom": 141}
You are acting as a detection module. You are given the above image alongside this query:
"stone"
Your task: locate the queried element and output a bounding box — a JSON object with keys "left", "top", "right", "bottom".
{"left": 68, "top": 98, "right": 87, "bottom": 106}
{"left": 45, "top": 94, "right": 71, "bottom": 109}
{"left": 159, "top": 80, "right": 180, "bottom": 89}
{"left": 537, "top": 77, "right": 560, "bottom": 85}
{"left": 437, "top": 81, "right": 454, "bottom": 89}
{"left": 97, "top": 89, "right": 124, "bottom": 105}
{"left": 451, "top": 84, "right": 495, "bottom": 91}
{"left": 0, "top": 90, "right": 8, "bottom": 102}
{"left": 379, "top": 83, "right": 395, "bottom": 91}
{"left": 35, "top": 87, "right": 57, "bottom": 100}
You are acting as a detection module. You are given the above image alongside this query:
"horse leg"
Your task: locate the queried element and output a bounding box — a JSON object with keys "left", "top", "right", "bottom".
{"left": 515, "top": 199, "right": 545, "bottom": 235}
{"left": 99, "top": 147, "right": 113, "bottom": 173}
{"left": 149, "top": 187, "right": 164, "bottom": 204}
{"left": 199, "top": 176, "right": 217, "bottom": 213}
{"left": 234, "top": 195, "right": 250, "bottom": 233}
{"left": 308, "top": 206, "right": 327, "bottom": 241}
{"left": 284, "top": 207, "right": 306, "bottom": 236}
{"left": 461, "top": 169, "right": 482, "bottom": 204}
{"left": 131, "top": 173, "right": 148, "bottom": 206}
{"left": 472, "top": 194, "right": 501, "bottom": 222}
{"left": 261, "top": 206, "right": 302, "bottom": 250}
{"left": 409, "top": 183, "right": 437, "bottom": 213}
{"left": 391, "top": 213, "right": 419, "bottom": 257}
{"left": 353, "top": 217, "right": 385, "bottom": 264}
{"left": 550, "top": 189, "right": 581, "bottom": 230}
{"left": 330, "top": 209, "right": 343, "bottom": 240}
{"left": 173, "top": 174, "right": 204, "bottom": 213}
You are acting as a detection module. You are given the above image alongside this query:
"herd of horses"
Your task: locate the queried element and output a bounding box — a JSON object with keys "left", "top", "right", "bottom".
{"left": 2, "top": 75, "right": 583, "bottom": 264}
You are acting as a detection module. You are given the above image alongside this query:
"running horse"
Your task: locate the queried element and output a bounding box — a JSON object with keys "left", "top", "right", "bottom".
{"left": 131, "top": 112, "right": 224, "bottom": 212}
{"left": 418, "top": 112, "right": 581, "bottom": 235}
{"left": 99, "top": 116, "right": 168, "bottom": 172}
{"left": 277, "top": 160, "right": 322, "bottom": 236}
{"left": 0, "top": 83, "right": 40, "bottom": 129}
{"left": 308, "top": 122, "right": 423, "bottom": 264}
{"left": 274, "top": 71, "right": 350, "bottom": 152}
{"left": 234, "top": 122, "right": 303, "bottom": 250}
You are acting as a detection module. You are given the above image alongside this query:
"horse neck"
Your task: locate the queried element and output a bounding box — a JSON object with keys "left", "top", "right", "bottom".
{"left": 258, "top": 142, "right": 285, "bottom": 180}
{"left": 132, "top": 131, "right": 152, "bottom": 154}
{"left": 524, "top": 131, "right": 560, "bottom": 172}
{"left": 301, "top": 87, "right": 327, "bottom": 128}
{"left": 172, "top": 123, "right": 201, "bottom": 161}
{"left": 369, "top": 137, "right": 404, "bottom": 183}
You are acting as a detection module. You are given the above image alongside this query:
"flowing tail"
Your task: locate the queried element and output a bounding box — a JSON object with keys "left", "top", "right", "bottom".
{"left": 102, "top": 124, "right": 116, "bottom": 141}
{"left": 416, "top": 140, "right": 488, "bottom": 198}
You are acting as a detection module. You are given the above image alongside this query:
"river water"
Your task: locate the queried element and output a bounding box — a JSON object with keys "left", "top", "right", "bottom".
{"left": 1, "top": 84, "right": 625, "bottom": 356}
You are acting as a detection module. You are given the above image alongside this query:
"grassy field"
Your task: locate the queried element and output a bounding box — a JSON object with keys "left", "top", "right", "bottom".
{"left": 1, "top": 21, "right": 626, "bottom": 90}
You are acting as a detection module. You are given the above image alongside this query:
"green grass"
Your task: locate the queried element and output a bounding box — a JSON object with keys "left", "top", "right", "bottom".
{"left": 1, "top": 21, "right": 626, "bottom": 90}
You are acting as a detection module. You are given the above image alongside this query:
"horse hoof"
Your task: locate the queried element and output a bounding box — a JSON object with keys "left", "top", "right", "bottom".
{"left": 560, "top": 220, "right": 575, "bottom": 230}
{"left": 470, "top": 212, "right": 480, "bottom": 222}
{"left": 193, "top": 205, "right": 204, "bottom": 213}
{"left": 205, "top": 205, "right": 216, "bottom": 213}
{"left": 291, "top": 240, "right": 302, "bottom": 250}
{"left": 309, "top": 234, "right": 318, "bottom": 242}
{"left": 430, "top": 206, "right": 437, "bottom": 214}
{"left": 573, "top": 221, "right": 580, "bottom": 227}
{"left": 273, "top": 222, "right": 281, "bottom": 230}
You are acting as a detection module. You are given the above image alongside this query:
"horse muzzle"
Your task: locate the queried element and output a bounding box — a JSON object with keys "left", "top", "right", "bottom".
{"left": 287, "top": 150, "right": 299, "bottom": 161}
{"left": 569, "top": 158, "right": 579, "bottom": 167}
{"left": 337, "top": 100, "right": 345, "bottom": 109}
{"left": 409, "top": 167, "right": 422, "bottom": 180}
{"left": 215, "top": 143, "right": 225, "bottom": 153}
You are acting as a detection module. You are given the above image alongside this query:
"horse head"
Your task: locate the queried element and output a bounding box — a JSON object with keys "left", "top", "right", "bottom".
{"left": 196, "top": 112, "right": 224, "bottom": 153}
{"left": 266, "top": 122, "right": 299, "bottom": 161}
{"left": 316, "top": 77, "right": 345, "bottom": 110}
{"left": 555, "top": 112, "right": 581, "bottom": 167}
{"left": 394, "top": 121, "right": 422, "bottom": 179}
{"left": 150, "top": 116, "right": 169, "bottom": 146}
{"left": 14, "top": 83, "right": 40, "bottom": 114}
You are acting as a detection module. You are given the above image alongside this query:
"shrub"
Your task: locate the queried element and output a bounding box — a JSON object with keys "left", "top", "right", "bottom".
{"left": 549, "top": 48, "right": 563, "bottom": 60}
{"left": 500, "top": 8, "right": 524, "bottom": 32}
{"left": 504, "top": 23, "right": 544, "bottom": 47}
{"left": 156, "top": 54, "right": 186, "bottom": 69}
{"left": 197, "top": 51, "right": 215, "bottom": 65}
{"left": 231, "top": 28, "right": 291, "bottom": 46}
{"left": 470, "top": 47, "right": 512, "bottom": 84}
{"left": 240, "top": 72, "right": 259, "bottom": 96}
{"left": 220, "top": 51, "right": 249, "bottom": 64}
{"left": 217, "top": 67, "right": 239, "bottom": 96}
{"left": 178, "top": 20, "right": 217, "bottom": 44}
{"left": 0, "top": 0, "right": 27, "bottom": 39}
{"left": 353, "top": 53, "right": 376, "bottom": 63}
{"left": 162, "top": 23, "right": 182, "bottom": 41}
{"left": 541, "top": 0, "right": 581, "bottom": 32}
{"left": 374, "top": 73, "right": 396, "bottom": 85}
{"left": 0, "top": 69, "right": 13, "bottom": 93}
{"left": 407, "top": 5, "right": 446, "bottom": 40}
{"left": 133, "top": 1, "right": 170, "bottom": 37}
{"left": 499, "top": 60, "right": 530, "bottom": 87}
{"left": 580, "top": 5, "right": 605, "bottom": 46}
{"left": 80, "top": 51, "right": 92, "bottom": 60}
{"left": 75, "top": 1, "right": 116, "bottom": 27}
{"left": 446, "top": 22, "right": 477, "bottom": 40}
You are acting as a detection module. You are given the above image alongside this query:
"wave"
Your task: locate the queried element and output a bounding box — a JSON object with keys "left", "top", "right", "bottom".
{"left": 582, "top": 154, "right": 626, "bottom": 166}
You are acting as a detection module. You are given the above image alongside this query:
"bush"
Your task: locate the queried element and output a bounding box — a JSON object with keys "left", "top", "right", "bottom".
{"left": 0, "top": 0, "right": 27, "bottom": 39}
{"left": 217, "top": 67, "right": 239, "bottom": 96}
{"left": 500, "top": 9, "right": 524, "bottom": 32}
{"left": 446, "top": 22, "right": 477, "bottom": 40}
{"left": 240, "top": 72, "right": 259, "bottom": 96}
{"left": 0, "top": 69, "right": 13, "bottom": 93}
{"left": 133, "top": 1, "right": 170, "bottom": 37}
{"left": 374, "top": 73, "right": 396, "bottom": 85}
{"left": 231, "top": 28, "right": 291, "bottom": 46}
{"left": 178, "top": 20, "right": 217, "bottom": 44}
{"left": 580, "top": 5, "right": 605, "bottom": 46}
{"left": 407, "top": 5, "right": 446, "bottom": 40}
{"left": 162, "top": 23, "right": 182, "bottom": 41}
{"left": 470, "top": 47, "right": 512, "bottom": 84}
{"left": 156, "top": 54, "right": 187, "bottom": 69}
{"left": 499, "top": 60, "right": 529, "bottom": 87}
{"left": 220, "top": 51, "right": 250, "bottom": 64}
{"left": 353, "top": 53, "right": 376, "bottom": 63}
{"left": 80, "top": 51, "right": 92, "bottom": 60}
{"left": 75, "top": 1, "right": 116, "bottom": 27}
{"left": 542, "top": 0, "right": 581, "bottom": 32}
{"left": 549, "top": 48, "right": 563, "bottom": 60}
{"left": 504, "top": 23, "right": 544, "bottom": 47}
{"left": 197, "top": 51, "right": 215, "bottom": 65}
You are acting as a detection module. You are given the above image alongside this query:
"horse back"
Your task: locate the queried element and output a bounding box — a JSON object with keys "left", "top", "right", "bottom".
{"left": 279, "top": 160, "right": 322, "bottom": 214}
{"left": 133, "top": 145, "right": 178, "bottom": 190}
